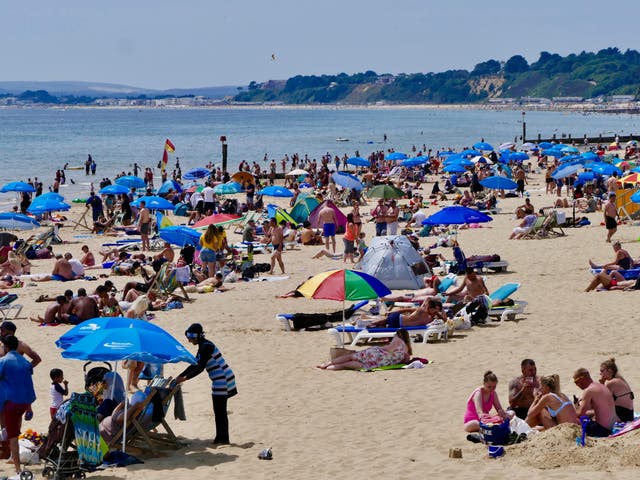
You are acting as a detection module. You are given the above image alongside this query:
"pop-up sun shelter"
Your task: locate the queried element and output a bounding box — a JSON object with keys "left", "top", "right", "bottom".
{"left": 356, "top": 235, "right": 431, "bottom": 290}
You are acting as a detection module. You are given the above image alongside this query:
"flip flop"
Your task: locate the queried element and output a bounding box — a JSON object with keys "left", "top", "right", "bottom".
{"left": 35, "top": 294, "right": 48, "bottom": 303}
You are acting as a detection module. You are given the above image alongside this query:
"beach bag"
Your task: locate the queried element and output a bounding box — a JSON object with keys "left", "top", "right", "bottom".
{"left": 479, "top": 418, "right": 511, "bottom": 445}
{"left": 241, "top": 264, "right": 256, "bottom": 279}
{"left": 465, "top": 296, "right": 490, "bottom": 325}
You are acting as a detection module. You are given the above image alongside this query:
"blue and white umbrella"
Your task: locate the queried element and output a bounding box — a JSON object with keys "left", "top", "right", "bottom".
{"left": 552, "top": 164, "right": 582, "bottom": 180}
{"left": 479, "top": 176, "right": 518, "bottom": 190}
{"left": 0, "top": 212, "right": 40, "bottom": 230}
{"left": 385, "top": 152, "right": 408, "bottom": 161}
{"left": 422, "top": 206, "right": 493, "bottom": 225}
{"left": 56, "top": 317, "right": 165, "bottom": 350}
{"left": 213, "top": 182, "right": 241, "bottom": 195}
{"left": 346, "top": 157, "right": 370, "bottom": 167}
{"left": 0, "top": 181, "right": 36, "bottom": 193}
{"left": 331, "top": 171, "right": 364, "bottom": 191}
{"left": 259, "top": 186, "right": 294, "bottom": 197}
{"left": 473, "top": 142, "right": 494, "bottom": 151}
{"left": 159, "top": 225, "right": 202, "bottom": 247}
{"left": 157, "top": 179, "right": 183, "bottom": 195}
{"left": 131, "top": 195, "right": 175, "bottom": 210}
{"left": 115, "top": 175, "right": 146, "bottom": 189}
{"left": 183, "top": 168, "right": 210, "bottom": 180}
{"left": 99, "top": 184, "right": 130, "bottom": 195}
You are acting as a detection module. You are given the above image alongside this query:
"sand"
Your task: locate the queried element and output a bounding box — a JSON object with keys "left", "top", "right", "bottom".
{"left": 2, "top": 169, "right": 640, "bottom": 480}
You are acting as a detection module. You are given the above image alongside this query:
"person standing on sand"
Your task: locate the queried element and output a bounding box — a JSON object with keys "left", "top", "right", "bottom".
{"left": 603, "top": 193, "right": 618, "bottom": 243}
{"left": 318, "top": 202, "right": 338, "bottom": 253}
{"left": 177, "top": 323, "right": 237, "bottom": 445}
{"left": 137, "top": 200, "right": 151, "bottom": 251}
{"left": 267, "top": 218, "right": 285, "bottom": 275}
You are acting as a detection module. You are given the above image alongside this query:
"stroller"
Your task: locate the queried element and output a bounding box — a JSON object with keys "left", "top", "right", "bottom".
{"left": 35, "top": 363, "right": 116, "bottom": 479}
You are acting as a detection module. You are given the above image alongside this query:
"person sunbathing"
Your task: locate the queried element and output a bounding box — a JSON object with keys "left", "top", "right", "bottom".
{"left": 367, "top": 298, "right": 447, "bottom": 328}
{"left": 317, "top": 329, "right": 411, "bottom": 371}
{"left": 445, "top": 268, "right": 489, "bottom": 303}
{"left": 585, "top": 271, "right": 638, "bottom": 292}
{"left": 312, "top": 249, "right": 343, "bottom": 260}
{"left": 31, "top": 255, "right": 81, "bottom": 282}
{"left": 0, "top": 251, "right": 24, "bottom": 277}
{"left": 196, "top": 273, "right": 233, "bottom": 293}
{"left": 30, "top": 295, "right": 67, "bottom": 324}
{"left": 589, "top": 241, "right": 635, "bottom": 271}
{"left": 525, "top": 374, "right": 579, "bottom": 430}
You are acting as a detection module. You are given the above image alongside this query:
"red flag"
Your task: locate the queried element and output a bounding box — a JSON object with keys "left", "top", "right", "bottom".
{"left": 161, "top": 149, "right": 168, "bottom": 173}
{"left": 165, "top": 138, "right": 175, "bottom": 153}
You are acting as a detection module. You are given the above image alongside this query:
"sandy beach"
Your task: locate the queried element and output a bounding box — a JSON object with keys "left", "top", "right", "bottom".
{"left": 2, "top": 168, "right": 640, "bottom": 480}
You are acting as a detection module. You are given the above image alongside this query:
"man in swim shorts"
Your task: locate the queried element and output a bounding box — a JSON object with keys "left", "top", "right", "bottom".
{"left": 603, "top": 193, "right": 618, "bottom": 243}
{"left": 368, "top": 299, "right": 446, "bottom": 328}
{"left": 574, "top": 368, "right": 616, "bottom": 437}
{"left": 317, "top": 202, "right": 338, "bottom": 253}
{"left": 137, "top": 200, "right": 151, "bottom": 251}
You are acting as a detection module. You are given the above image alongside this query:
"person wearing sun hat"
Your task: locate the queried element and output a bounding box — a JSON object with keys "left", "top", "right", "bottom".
{"left": 176, "top": 323, "right": 237, "bottom": 445}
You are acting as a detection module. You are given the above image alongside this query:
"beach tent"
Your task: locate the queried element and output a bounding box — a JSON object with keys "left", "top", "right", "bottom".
{"left": 290, "top": 195, "right": 320, "bottom": 224}
{"left": 356, "top": 235, "right": 431, "bottom": 290}
{"left": 308, "top": 200, "right": 347, "bottom": 232}
{"left": 266, "top": 204, "right": 298, "bottom": 227}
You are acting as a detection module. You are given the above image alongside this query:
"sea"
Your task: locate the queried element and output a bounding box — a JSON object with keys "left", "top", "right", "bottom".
{"left": 0, "top": 106, "right": 638, "bottom": 204}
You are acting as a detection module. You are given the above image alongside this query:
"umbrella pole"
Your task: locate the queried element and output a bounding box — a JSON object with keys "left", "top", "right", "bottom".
{"left": 342, "top": 299, "right": 346, "bottom": 347}
{"left": 122, "top": 368, "right": 129, "bottom": 452}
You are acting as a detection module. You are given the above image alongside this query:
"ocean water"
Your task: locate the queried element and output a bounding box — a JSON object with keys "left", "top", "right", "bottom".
{"left": 0, "top": 106, "right": 638, "bottom": 203}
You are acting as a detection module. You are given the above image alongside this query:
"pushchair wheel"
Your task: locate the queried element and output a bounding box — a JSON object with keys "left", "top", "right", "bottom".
{"left": 73, "top": 473, "right": 86, "bottom": 479}
{"left": 20, "top": 470, "right": 33, "bottom": 480}
{"left": 42, "top": 467, "right": 54, "bottom": 479}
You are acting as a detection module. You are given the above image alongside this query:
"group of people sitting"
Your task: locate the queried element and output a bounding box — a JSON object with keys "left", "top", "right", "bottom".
{"left": 464, "top": 358, "right": 634, "bottom": 441}
{"left": 586, "top": 242, "right": 640, "bottom": 292}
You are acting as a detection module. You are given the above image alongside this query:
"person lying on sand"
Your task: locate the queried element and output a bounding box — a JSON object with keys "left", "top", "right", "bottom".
{"left": 30, "top": 295, "right": 67, "bottom": 324}
{"left": 195, "top": 273, "right": 233, "bottom": 293}
{"left": 31, "top": 254, "right": 82, "bottom": 282}
{"left": 585, "top": 271, "right": 639, "bottom": 292}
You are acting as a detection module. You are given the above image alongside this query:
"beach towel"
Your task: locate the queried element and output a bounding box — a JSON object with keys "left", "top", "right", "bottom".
{"left": 68, "top": 392, "right": 108, "bottom": 466}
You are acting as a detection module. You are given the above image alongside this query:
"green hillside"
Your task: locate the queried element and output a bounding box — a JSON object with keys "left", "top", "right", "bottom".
{"left": 235, "top": 48, "right": 640, "bottom": 104}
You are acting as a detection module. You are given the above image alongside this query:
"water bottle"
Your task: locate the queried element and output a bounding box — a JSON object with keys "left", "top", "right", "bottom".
{"left": 579, "top": 416, "right": 589, "bottom": 446}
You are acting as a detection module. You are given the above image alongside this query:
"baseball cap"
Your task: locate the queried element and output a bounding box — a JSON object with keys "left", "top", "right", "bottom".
{"left": 0, "top": 321, "right": 17, "bottom": 333}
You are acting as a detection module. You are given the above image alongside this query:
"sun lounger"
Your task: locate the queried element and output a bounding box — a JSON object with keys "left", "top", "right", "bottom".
{"left": 451, "top": 246, "right": 508, "bottom": 273}
{"left": 277, "top": 300, "right": 370, "bottom": 331}
{"left": 328, "top": 321, "right": 448, "bottom": 347}
{"left": 0, "top": 293, "right": 22, "bottom": 320}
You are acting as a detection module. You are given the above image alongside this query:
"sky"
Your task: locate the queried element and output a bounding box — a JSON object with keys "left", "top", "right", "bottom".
{"left": 2, "top": 0, "right": 639, "bottom": 90}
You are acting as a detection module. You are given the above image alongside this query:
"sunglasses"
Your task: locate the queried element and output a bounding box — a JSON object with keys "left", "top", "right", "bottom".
{"left": 573, "top": 375, "right": 586, "bottom": 384}
{"left": 185, "top": 332, "right": 199, "bottom": 339}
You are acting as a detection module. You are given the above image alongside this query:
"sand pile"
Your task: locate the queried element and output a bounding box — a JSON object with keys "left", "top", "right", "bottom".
{"left": 507, "top": 424, "right": 640, "bottom": 470}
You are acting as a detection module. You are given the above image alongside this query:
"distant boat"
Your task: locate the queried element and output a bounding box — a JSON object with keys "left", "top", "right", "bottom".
{"left": 336, "top": 138, "right": 349, "bottom": 142}
{"left": 66, "top": 166, "right": 84, "bottom": 170}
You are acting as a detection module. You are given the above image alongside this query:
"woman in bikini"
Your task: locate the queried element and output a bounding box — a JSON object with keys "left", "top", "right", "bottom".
{"left": 316, "top": 329, "right": 411, "bottom": 371}
{"left": 525, "top": 374, "right": 578, "bottom": 430}
{"left": 600, "top": 358, "right": 635, "bottom": 422}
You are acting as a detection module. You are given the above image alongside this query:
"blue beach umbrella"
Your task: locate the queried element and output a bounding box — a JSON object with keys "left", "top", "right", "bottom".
{"left": 591, "top": 163, "right": 622, "bottom": 176}
{"left": 0, "top": 181, "right": 36, "bottom": 193}
{"left": 542, "top": 149, "right": 563, "bottom": 158}
{"left": 631, "top": 191, "right": 640, "bottom": 204}
{"left": 331, "top": 172, "right": 364, "bottom": 191}
{"left": 157, "top": 179, "right": 183, "bottom": 195}
{"left": 131, "top": 195, "right": 175, "bottom": 210}
{"left": 473, "top": 142, "right": 494, "bottom": 151}
{"left": 561, "top": 146, "right": 579, "bottom": 154}
{"left": 55, "top": 317, "right": 166, "bottom": 350}
{"left": 443, "top": 163, "right": 468, "bottom": 173}
{"left": 577, "top": 172, "right": 596, "bottom": 183}
{"left": 580, "top": 152, "right": 599, "bottom": 161}
{"left": 159, "top": 225, "right": 201, "bottom": 247}
{"left": 213, "top": 182, "right": 241, "bottom": 194}
{"left": 99, "top": 184, "right": 130, "bottom": 195}
{"left": 115, "top": 175, "right": 146, "bottom": 189}
{"left": 422, "top": 206, "right": 493, "bottom": 226}
{"left": 460, "top": 149, "right": 483, "bottom": 157}
{"left": 539, "top": 142, "right": 554, "bottom": 149}
{"left": 31, "top": 192, "right": 65, "bottom": 203}
{"left": 183, "top": 168, "right": 210, "bottom": 180}
{"left": 385, "top": 152, "right": 408, "bottom": 161}
{"left": 27, "top": 199, "right": 70, "bottom": 215}
{"left": 61, "top": 327, "right": 195, "bottom": 364}
{"left": 400, "top": 156, "right": 428, "bottom": 167}
{"left": 479, "top": 176, "right": 518, "bottom": 190}
{"left": 438, "top": 151, "right": 455, "bottom": 157}
{"left": 552, "top": 164, "right": 582, "bottom": 180}
{"left": 509, "top": 152, "right": 529, "bottom": 161}
{"left": 259, "top": 186, "right": 294, "bottom": 197}
{"left": 346, "top": 157, "right": 370, "bottom": 167}
{"left": 0, "top": 212, "right": 40, "bottom": 230}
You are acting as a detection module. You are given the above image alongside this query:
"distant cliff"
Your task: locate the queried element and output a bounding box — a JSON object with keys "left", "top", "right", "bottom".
{"left": 234, "top": 48, "right": 640, "bottom": 104}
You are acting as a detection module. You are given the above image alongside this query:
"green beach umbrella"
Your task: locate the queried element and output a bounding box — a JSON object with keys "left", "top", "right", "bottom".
{"left": 366, "top": 184, "right": 405, "bottom": 199}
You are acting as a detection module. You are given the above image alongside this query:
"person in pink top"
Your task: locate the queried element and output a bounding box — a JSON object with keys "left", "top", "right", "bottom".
{"left": 464, "top": 371, "right": 509, "bottom": 433}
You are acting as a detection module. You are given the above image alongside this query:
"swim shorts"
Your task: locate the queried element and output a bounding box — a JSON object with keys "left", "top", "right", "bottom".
{"left": 140, "top": 222, "right": 151, "bottom": 235}
{"left": 4, "top": 401, "right": 29, "bottom": 439}
{"left": 605, "top": 216, "right": 617, "bottom": 230}
{"left": 386, "top": 311, "right": 403, "bottom": 328}
{"left": 51, "top": 274, "right": 71, "bottom": 282}
{"left": 584, "top": 419, "right": 611, "bottom": 438}
{"left": 323, "top": 223, "right": 336, "bottom": 237}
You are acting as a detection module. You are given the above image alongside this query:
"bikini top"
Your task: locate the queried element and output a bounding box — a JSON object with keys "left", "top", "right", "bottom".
{"left": 546, "top": 393, "right": 573, "bottom": 418}
{"left": 612, "top": 390, "right": 635, "bottom": 401}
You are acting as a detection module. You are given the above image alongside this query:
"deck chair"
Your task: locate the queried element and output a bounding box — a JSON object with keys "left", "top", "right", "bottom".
{"left": 277, "top": 300, "right": 370, "bottom": 331}
{"left": 233, "top": 211, "right": 265, "bottom": 235}
{"left": 521, "top": 215, "right": 547, "bottom": 239}
{"left": 0, "top": 293, "right": 23, "bottom": 320}
{"left": 536, "top": 210, "right": 566, "bottom": 238}
{"left": 485, "top": 283, "right": 527, "bottom": 322}
{"left": 451, "top": 246, "right": 509, "bottom": 273}
{"left": 148, "top": 263, "right": 190, "bottom": 302}
{"left": 107, "top": 385, "right": 183, "bottom": 453}
{"left": 328, "top": 321, "right": 448, "bottom": 347}
{"left": 70, "top": 208, "right": 94, "bottom": 232}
